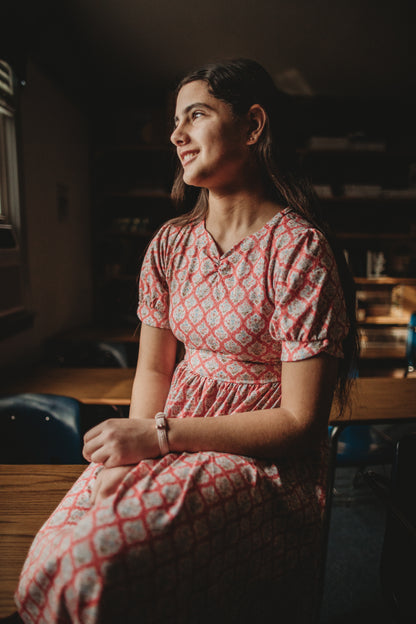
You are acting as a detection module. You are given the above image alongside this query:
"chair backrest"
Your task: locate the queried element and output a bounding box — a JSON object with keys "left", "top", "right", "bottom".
{"left": 95, "top": 341, "right": 130, "bottom": 367}
{"left": 48, "top": 339, "right": 131, "bottom": 368}
{"left": 0, "top": 393, "right": 84, "bottom": 463}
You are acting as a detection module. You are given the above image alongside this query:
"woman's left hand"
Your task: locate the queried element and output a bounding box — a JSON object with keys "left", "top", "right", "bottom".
{"left": 83, "top": 418, "right": 159, "bottom": 467}
{"left": 90, "top": 465, "right": 133, "bottom": 506}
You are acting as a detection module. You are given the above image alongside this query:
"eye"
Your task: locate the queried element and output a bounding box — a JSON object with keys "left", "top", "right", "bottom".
{"left": 192, "top": 110, "right": 204, "bottom": 120}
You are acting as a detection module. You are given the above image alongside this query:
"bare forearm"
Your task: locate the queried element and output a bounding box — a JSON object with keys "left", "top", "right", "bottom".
{"left": 129, "top": 369, "right": 172, "bottom": 419}
{"left": 166, "top": 355, "right": 336, "bottom": 459}
{"left": 129, "top": 324, "right": 177, "bottom": 420}
{"left": 166, "top": 407, "right": 325, "bottom": 459}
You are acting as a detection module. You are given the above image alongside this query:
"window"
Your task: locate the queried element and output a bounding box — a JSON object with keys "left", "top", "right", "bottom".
{"left": 0, "top": 59, "right": 32, "bottom": 337}
{"left": 0, "top": 61, "right": 14, "bottom": 221}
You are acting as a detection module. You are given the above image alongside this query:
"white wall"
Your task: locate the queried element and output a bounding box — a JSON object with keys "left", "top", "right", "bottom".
{"left": 0, "top": 61, "right": 93, "bottom": 368}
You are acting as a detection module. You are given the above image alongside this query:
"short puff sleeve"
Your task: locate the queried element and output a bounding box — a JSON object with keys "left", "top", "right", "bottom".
{"left": 137, "top": 225, "right": 170, "bottom": 329}
{"left": 270, "top": 228, "right": 349, "bottom": 361}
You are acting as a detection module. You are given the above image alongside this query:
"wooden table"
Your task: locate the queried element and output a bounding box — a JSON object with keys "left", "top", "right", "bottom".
{"left": 0, "top": 464, "right": 85, "bottom": 617}
{"left": 330, "top": 377, "right": 416, "bottom": 423}
{"left": 1, "top": 367, "right": 136, "bottom": 405}
{"left": 1, "top": 367, "right": 415, "bottom": 420}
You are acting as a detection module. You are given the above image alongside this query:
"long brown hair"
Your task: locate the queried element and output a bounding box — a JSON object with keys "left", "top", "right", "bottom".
{"left": 170, "top": 58, "right": 359, "bottom": 411}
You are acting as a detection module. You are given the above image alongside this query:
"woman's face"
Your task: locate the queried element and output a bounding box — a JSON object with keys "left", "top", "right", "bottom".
{"left": 170, "top": 80, "right": 250, "bottom": 192}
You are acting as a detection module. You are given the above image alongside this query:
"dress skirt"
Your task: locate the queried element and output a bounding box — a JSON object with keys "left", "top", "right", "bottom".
{"left": 15, "top": 446, "right": 328, "bottom": 623}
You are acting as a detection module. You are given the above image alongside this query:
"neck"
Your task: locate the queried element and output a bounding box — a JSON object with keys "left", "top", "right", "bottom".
{"left": 205, "top": 186, "right": 283, "bottom": 254}
{"left": 208, "top": 192, "right": 267, "bottom": 225}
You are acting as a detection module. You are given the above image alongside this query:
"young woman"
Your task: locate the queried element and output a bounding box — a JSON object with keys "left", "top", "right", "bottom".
{"left": 15, "top": 59, "right": 358, "bottom": 623}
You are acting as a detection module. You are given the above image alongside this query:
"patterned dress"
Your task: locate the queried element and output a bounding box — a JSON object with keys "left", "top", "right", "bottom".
{"left": 15, "top": 207, "right": 348, "bottom": 624}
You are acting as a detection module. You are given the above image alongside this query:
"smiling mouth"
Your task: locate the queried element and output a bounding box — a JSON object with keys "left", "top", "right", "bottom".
{"left": 182, "top": 151, "right": 198, "bottom": 165}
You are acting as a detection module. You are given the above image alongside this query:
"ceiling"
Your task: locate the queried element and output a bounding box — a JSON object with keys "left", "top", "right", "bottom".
{"left": 2, "top": 0, "right": 416, "bottom": 107}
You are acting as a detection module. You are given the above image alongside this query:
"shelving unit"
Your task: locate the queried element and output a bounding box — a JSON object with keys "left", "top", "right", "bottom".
{"left": 91, "top": 100, "right": 177, "bottom": 326}
{"left": 297, "top": 95, "right": 416, "bottom": 374}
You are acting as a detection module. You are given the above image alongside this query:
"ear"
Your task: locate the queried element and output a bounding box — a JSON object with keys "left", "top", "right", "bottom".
{"left": 246, "top": 104, "right": 267, "bottom": 145}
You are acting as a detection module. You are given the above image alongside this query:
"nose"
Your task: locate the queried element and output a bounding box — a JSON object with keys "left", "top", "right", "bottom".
{"left": 170, "top": 122, "right": 187, "bottom": 146}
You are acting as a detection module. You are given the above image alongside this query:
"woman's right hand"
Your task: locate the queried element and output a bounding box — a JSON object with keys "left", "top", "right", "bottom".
{"left": 83, "top": 417, "right": 160, "bottom": 467}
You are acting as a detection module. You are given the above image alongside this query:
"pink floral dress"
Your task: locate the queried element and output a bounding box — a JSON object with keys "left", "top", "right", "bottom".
{"left": 15, "top": 208, "right": 348, "bottom": 623}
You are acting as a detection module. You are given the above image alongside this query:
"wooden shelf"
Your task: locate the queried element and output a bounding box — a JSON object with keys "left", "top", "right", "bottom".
{"left": 317, "top": 193, "right": 416, "bottom": 203}
{"left": 299, "top": 144, "right": 387, "bottom": 155}
{"left": 95, "top": 144, "right": 173, "bottom": 156}
{"left": 359, "top": 315, "right": 410, "bottom": 326}
{"left": 103, "top": 274, "right": 138, "bottom": 282}
{"left": 102, "top": 229, "right": 154, "bottom": 239}
{"left": 339, "top": 232, "right": 415, "bottom": 240}
{"left": 355, "top": 277, "right": 416, "bottom": 286}
{"left": 360, "top": 344, "right": 406, "bottom": 359}
{"left": 109, "top": 189, "right": 171, "bottom": 199}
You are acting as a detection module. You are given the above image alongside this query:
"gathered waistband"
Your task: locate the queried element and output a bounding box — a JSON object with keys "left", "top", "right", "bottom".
{"left": 184, "top": 349, "right": 281, "bottom": 384}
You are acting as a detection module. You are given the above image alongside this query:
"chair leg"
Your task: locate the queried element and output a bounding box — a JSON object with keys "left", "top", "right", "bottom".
{"left": 313, "top": 425, "right": 343, "bottom": 624}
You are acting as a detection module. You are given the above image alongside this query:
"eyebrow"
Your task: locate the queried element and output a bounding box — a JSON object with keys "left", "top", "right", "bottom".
{"left": 173, "top": 102, "right": 215, "bottom": 124}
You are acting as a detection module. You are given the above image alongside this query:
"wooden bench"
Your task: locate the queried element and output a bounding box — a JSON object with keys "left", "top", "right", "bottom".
{"left": 0, "top": 464, "right": 85, "bottom": 617}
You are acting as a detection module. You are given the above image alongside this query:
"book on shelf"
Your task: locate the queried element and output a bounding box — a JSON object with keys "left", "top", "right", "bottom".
{"left": 360, "top": 326, "right": 408, "bottom": 349}
{"left": 356, "top": 284, "right": 401, "bottom": 319}
{"left": 344, "top": 185, "right": 383, "bottom": 198}
{"left": 381, "top": 189, "right": 416, "bottom": 199}
{"left": 313, "top": 184, "right": 333, "bottom": 198}
{"left": 366, "top": 251, "right": 387, "bottom": 278}
{"left": 307, "top": 136, "right": 349, "bottom": 150}
{"left": 306, "top": 136, "right": 386, "bottom": 152}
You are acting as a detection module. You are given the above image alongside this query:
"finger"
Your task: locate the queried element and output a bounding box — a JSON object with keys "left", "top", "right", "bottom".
{"left": 90, "top": 471, "right": 114, "bottom": 505}
{"left": 90, "top": 481, "right": 104, "bottom": 506}
{"left": 90, "top": 447, "right": 111, "bottom": 465}
{"left": 90, "top": 470, "right": 104, "bottom": 506}
{"left": 83, "top": 421, "right": 106, "bottom": 444}
{"left": 90, "top": 483, "right": 97, "bottom": 505}
{"left": 97, "top": 466, "right": 132, "bottom": 502}
{"left": 83, "top": 430, "right": 107, "bottom": 461}
{"left": 82, "top": 445, "right": 90, "bottom": 462}
{"left": 83, "top": 440, "right": 98, "bottom": 462}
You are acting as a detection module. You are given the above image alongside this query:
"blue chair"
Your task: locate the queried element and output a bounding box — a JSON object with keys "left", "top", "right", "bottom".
{"left": 95, "top": 341, "right": 130, "bottom": 367}
{"left": 0, "top": 393, "right": 84, "bottom": 464}
{"left": 328, "top": 364, "right": 394, "bottom": 476}
{"left": 405, "top": 311, "right": 416, "bottom": 377}
{"left": 328, "top": 423, "right": 395, "bottom": 469}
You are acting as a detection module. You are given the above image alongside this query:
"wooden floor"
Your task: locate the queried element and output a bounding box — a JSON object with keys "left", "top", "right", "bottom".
{"left": 0, "top": 465, "right": 85, "bottom": 618}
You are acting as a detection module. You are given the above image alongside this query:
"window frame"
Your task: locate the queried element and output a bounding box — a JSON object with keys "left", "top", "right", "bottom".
{"left": 0, "top": 60, "right": 33, "bottom": 338}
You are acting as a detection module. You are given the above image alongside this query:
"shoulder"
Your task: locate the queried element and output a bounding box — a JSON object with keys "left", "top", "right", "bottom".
{"left": 270, "top": 207, "right": 333, "bottom": 264}
{"left": 144, "top": 219, "right": 204, "bottom": 273}
{"left": 149, "top": 219, "right": 200, "bottom": 251}
{"left": 274, "top": 207, "right": 326, "bottom": 243}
